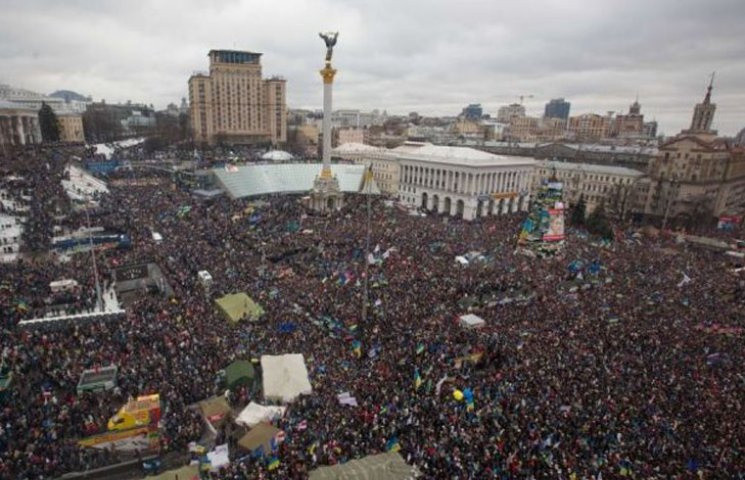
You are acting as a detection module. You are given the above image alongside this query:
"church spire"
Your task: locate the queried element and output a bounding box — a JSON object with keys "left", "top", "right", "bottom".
{"left": 703, "top": 71, "right": 715, "bottom": 104}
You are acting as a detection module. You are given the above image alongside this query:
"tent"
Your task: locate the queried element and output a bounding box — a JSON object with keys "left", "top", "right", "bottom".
{"left": 237, "top": 422, "right": 280, "bottom": 455}
{"left": 142, "top": 464, "right": 200, "bottom": 480}
{"left": 459, "top": 314, "right": 486, "bottom": 329}
{"left": 215, "top": 292, "right": 264, "bottom": 323}
{"left": 198, "top": 396, "right": 232, "bottom": 427}
{"left": 309, "top": 452, "right": 421, "bottom": 480}
{"left": 235, "top": 402, "right": 286, "bottom": 428}
{"left": 261, "top": 354, "right": 312, "bottom": 403}
{"left": 225, "top": 360, "right": 256, "bottom": 390}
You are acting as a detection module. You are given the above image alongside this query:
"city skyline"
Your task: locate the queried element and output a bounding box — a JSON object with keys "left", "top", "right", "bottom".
{"left": 1, "top": 0, "right": 744, "bottom": 136}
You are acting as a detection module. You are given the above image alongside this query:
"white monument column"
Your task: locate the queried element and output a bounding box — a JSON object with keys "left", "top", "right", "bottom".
{"left": 309, "top": 31, "right": 344, "bottom": 213}
{"left": 320, "top": 64, "right": 337, "bottom": 178}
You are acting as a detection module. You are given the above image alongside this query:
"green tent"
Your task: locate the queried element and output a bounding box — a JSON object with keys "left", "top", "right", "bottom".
{"left": 215, "top": 292, "right": 264, "bottom": 323}
{"left": 225, "top": 360, "right": 256, "bottom": 390}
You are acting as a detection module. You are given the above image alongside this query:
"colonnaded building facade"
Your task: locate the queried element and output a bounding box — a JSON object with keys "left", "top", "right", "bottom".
{"left": 189, "top": 50, "right": 287, "bottom": 146}
{"left": 341, "top": 142, "right": 533, "bottom": 220}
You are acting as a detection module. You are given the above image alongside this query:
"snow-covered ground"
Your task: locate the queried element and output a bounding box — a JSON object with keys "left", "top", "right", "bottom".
{"left": 91, "top": 137, "right": 144, "bottom": 159}
{"left": 17, "top": 283, "right": 124, "bottom": 328}
{"left": 62, "top": 165, "right": 109, "bottom": 202}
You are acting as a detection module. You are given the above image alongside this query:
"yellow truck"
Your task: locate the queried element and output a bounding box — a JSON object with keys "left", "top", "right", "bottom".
{"left": 107, "top": 394, "right": 162, "bottom": 431}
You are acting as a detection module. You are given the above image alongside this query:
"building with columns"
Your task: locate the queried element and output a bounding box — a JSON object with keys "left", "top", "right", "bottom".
{"left": 0, "top": 100, "right": 41, "bottom": 152}
{"left": 395, "top": 142, "right": 534, "bottom": 220}
{"left": 0, "top": 84, "right": 83, "bottom": 144}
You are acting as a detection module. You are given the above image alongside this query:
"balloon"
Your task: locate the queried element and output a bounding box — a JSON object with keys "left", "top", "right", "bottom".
{"left": 453, "top": 389, "right": 464, "bottom": 401}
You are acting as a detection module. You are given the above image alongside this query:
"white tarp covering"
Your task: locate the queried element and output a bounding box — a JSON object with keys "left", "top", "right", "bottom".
{"left": 459, "top": 314, "right": 486, "bottom": 329}
{"left": 235, "top": 402, "right": 286, "bottom": 428}
{"left": 261, "top": 354, "right": 312, "bottom": 403}
{"left": 206, "top": 443, "right": 230, "bottom": 470}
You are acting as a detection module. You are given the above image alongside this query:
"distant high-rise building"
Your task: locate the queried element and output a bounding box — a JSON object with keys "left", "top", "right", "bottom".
{"left": 496, "top": 103, "right": 525, "bottom": 123}
{"left": 544, "top": 98, "right": 570, "bottom": 120}
{"left": 461, "top": 104, "right": 483, "bottom": 120}
{"left": 567, "top": 113, "right": 612, "bottom": 140}
{"left": 188, "top": 49, "right": 287, "bottom": 145}
{"left": 613, "top": 99, "right": 645, "bottom": 138}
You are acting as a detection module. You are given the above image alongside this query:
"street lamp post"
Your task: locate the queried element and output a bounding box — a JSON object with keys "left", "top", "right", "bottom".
{"left": 85, "top": 205, "right": 103, "bottom": 312}
{"left": 361, "top": 164, "right": 372, "bottom": 338}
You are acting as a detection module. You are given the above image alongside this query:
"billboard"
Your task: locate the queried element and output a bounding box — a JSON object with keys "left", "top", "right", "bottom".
{"left": 542, "top": 208, "right": 565, "bottom": 241}
{"left": 79, "top": 425, "right": 159, "bottom": 452}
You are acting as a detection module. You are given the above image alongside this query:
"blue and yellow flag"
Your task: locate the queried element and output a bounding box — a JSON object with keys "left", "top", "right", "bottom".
{"left": 414, "top": 369, "right": 422, "bottom": 390}
{"left": 267, "top": 456, "right": 280, "bottom": 471}
{"left": 352, "top": 340, "right": 362, "bottom": 358}
{"left": 385, "top": 436, "right": 401, "bottom": 453}
{"left": 307, "top": 441, "right": 319, "bottom": 456}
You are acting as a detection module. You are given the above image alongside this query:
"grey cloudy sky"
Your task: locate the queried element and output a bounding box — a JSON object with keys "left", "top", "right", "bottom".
{"left": 1, "top": 0, "right": 744, "bottom": 135}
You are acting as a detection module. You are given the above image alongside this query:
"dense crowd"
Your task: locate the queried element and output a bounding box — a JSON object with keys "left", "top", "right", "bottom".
{"left": 1, "top": 147, "right": 744, "bottom": 479}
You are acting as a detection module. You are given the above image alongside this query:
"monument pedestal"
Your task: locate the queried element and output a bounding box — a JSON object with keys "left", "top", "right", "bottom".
{"left": 310, "top": 168, "right": 344, "bottom": 213}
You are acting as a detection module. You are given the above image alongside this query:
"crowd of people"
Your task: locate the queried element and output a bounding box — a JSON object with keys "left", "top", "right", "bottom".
{"left": 0, "top": 146, "right": 744, "bottom": 479}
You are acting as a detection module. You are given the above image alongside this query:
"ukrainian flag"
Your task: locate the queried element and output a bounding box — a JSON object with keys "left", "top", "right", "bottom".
{"left": 352, "top": 340, "right": 362, "bottom": 358}
{"left": 414, "top": 369, "right": 422, "bottom": 390}
{"left": 308, "top": 441, "right": 319, "bottom": 455}
{"left": 385, "top": 436, "right": 401, "bottom": 453}
{"left": 267, "top": 456, "right": 280, "bottom": 471}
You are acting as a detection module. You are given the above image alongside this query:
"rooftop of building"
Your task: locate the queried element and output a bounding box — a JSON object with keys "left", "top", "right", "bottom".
{"left": 213, "top": 163, "right": 380, "bottom": 198}
{"left": 537, "top": 159, "right": 645, "bottom": 177}
{"left": 333, "top": 143, "right": 383, "bottom": 154}
{"left": 390, "top": 142, "right": 535, "bottom": 167}
{"left": 208, "top": 49, "right": 262, "bottom": 56}
{"left": 208, "top": 50, "right": 262, "bottom": 64}
{"left": 0, "top": 99, "right": 37, "bottom": 112}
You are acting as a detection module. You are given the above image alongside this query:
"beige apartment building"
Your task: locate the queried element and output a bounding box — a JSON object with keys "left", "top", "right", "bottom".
{"left": 568, "top": 113, "right": 612, "bottom": 141}
{"left": 57, "top": 113, "right": 84, "bottom": 143}
{"left": 189, "top": 50, "right": 286, "bottom": 146}
{"left": 507, "top": 116, "right": 540, "bottom": 141}
{"left": 533, "top": 160, "right": 644, "bottom": 215}
{"left": 332, "top": 142, "right": 400, "bottom": 196}
{"left": 336, "top": 127, "right": 367, "bottom": 146}
{"left": 613, "top": 100, "right": 644, "bottom": 138}
{"left": 640, "top": 80, "right": 745, "bottom": 222}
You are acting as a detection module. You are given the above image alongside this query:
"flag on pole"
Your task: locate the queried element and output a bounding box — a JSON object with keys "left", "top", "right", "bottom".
{"left": 352, "top": 340, "right": 362, "bottom": 358}
{"left": 414, "top": 368, "right": 422, "bottom": 390}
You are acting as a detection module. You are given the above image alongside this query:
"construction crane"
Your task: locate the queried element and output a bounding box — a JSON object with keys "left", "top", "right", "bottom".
{"left": 516, "top": 94, "right": 534, "bottom": 105}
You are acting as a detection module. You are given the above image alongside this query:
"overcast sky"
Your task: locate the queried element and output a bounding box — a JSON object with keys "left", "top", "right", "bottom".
{"left": 1, "top": 0, "right": 743, "bottom": 135}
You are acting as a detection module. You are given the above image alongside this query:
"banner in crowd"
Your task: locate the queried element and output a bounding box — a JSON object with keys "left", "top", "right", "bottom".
{"left": 542, "top": 208, "right": 565, "bottom": 242}
{"left": 78, "top": 425, "right": 159, "bottom": 452}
